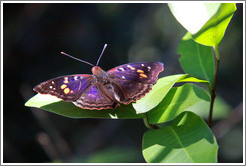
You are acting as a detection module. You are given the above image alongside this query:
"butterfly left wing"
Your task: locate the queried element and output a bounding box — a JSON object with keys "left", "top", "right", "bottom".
{"left": 107, "top": 62, "right": 164, "bottom": 104}
{"left": 107, "top": 62, "right": 164, "bottom": 84}
{"left": 33, "top": 74, "right": 92, "bottom": 101}
{"left": 34, "top": 74, "right": 120, "bottom": 110}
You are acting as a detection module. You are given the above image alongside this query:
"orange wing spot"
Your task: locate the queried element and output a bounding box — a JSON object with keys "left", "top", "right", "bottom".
{"left": 127, "top": 65, "right": 136, "bottom": 70}
{"left": 64, "top": 88, "right": 70, "bottom": 94}
{"left": 137, "top": 69, "right": 144, "bottom": 73}
{"left": 61, "top": 84, "right": 67, "bottom": 89}
{"left": 71, "top": 90, "right": 74, "bottom": 93}
{"left": 140, "top": 73, "right": 147, "bottom": 78}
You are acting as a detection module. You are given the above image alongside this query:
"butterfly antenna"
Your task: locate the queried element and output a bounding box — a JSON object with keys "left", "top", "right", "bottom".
{"left": 96, "top": 44, "right": 107, "bottom": 66}
{"left": 61, "top": 52, "right": 94, "bottom": 67}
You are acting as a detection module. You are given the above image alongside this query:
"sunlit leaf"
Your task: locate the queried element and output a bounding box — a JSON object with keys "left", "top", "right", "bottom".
{"left": 168, "top": 3, "right": 220, "bottom": 34}
{"left": 25, "top": 94, "right": 145, "bottom": 119}
{"left": 133, "top": 74, "right": 187, "bottom": 114}
{"left": 177, "top": 75, "right": 209, "bottom": 83}
{"left": 169, "top": 3, "right": 237, "bottom": 46}
{"left": 193, "top": 3, "right": 237, "bottom": 46}
{"left": 142, "top": 111, "right": 218, "bottom": 163}
{"left": 147, "top": 84, "right": 210, "bottom": 124}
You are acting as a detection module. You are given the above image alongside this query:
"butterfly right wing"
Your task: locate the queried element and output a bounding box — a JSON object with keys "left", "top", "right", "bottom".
{"left": 107, "top": 62, "right": 164, "bottom": 104}
{"left": 33, "top": 74, "right": 92, "bottom": 101}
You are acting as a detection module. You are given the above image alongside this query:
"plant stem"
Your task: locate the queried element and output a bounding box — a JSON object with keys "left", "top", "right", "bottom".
{"left": 143, "top": 113, "right": 159, "bottom": 129}
{"left": 208, "top": 45, "right": 220, "bottom": 127}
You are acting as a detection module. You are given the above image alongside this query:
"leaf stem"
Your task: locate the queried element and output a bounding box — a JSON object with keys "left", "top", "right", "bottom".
{"left": 208, "top": 45, "right": 220, "bottom": 127}
{"left": 143, "top": 113, "right": 159, "bottom": 129}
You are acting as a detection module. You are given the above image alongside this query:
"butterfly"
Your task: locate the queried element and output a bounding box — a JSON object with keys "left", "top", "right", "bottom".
{"left": 34, "top": 44, "right": 164, "bottom": 110}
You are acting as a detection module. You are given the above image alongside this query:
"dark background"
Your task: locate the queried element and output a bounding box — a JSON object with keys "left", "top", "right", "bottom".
{"left": 3, "top": 3, "right": 243, "bottom": 163}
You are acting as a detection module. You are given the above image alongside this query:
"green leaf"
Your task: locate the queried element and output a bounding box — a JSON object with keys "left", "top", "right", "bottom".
{"left": 142, "top": 111, "right": 218, "bottom": 163}
{"left": 168, "top": 3, "right": 221, "bottom": 34}
{"left": 185, "top": 95, "right": 231, "bottom": 120}
{"left": 148, "top": 84, "right": 210, "bottom": 124}
{"left": 193, "top": 3, "right": 237, "bottom": 46}
{"left": 169, "top": 3, "right": 237, "bottom": 46}
{"left": 25, "top": 94, "right": 145, "bottom": 119}
{"left": 177, "top": 75, "right": 209, "bottom": 84}
{"left": 178, "top": 34, "right": 215, "bottom": 86}
{"left": 133, "top": 74, "right": 187, "bottom": 114}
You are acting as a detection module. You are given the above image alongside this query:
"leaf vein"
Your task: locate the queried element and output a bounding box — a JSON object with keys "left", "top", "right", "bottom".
{"left": 168, "top": 126, "right": 195, "bottom": 163}
{"left": 196, "top": 44, "right": 209, "bottom": 82}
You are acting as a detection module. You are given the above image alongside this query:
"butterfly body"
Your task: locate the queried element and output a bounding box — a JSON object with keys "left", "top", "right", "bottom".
{"left": 34, "top": 61, "right": 163, "bottom": 110}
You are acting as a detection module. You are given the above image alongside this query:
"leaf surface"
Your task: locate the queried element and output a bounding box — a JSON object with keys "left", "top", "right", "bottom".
{"left": 142, "top": 111, "right": 218, "bottom": 163}
{"left": 25, "top": 94, "right": 145, "bottom": 119}
{"left": 147, "top": 83, "right": 210, "bottom": 123}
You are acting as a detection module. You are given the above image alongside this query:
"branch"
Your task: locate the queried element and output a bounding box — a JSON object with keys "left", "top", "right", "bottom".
{"left": 208, "top": 45, "right": 220, "bottom": 127}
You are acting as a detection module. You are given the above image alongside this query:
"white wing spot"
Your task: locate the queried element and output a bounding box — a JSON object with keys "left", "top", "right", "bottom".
{"left": 114, "top": 93, "right": 120, "bottom": 101}
{"left": 51, "top": 81, "right": 55, "bottom": 84}
{"left": 127, "top": 65, "right": 136, "bottom": 70}
{"left": 141, "top": 64, "right": 144, "bottom": 66}
{"left": 122, "top": 76, "right": 126, "bottom": 79}
{"left": 118, "top": 67, "right": 124, "bottom": 71}
{"left": 49, "top": 86, "right": 53, "bottom": 89}
{"left": 147, "top": 66, "right": 151, "bottom": 71}
{"left": 74, "top": 76, "right": 78, "bottom": 80}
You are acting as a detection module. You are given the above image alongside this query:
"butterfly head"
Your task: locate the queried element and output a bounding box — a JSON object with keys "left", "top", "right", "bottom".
{"left": 92, "top": 66, "right": 108, "bottom": 77}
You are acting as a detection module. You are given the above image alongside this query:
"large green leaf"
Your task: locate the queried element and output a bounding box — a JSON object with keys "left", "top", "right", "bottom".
{"left": 178, "top": 33, "right": 215, "bottom": 86}
{"left": 193, "top": 3, "right": 237, "bottom": 46}
{"left": 147, "top": 84, "right": 210, "bottom": 124}
{"left": 133, "top": 74, "right": 187, "bottom": 114}
{"left": 169, "top": 3, "right": 237, "bottom": 46}
{"left": 25, "top": 94, "right": 145, "bottom": 119}
{"left": 142, "top": 111, "right": 218, "bottom": 163}
{"left": 168, "top": 3, "right": 220, "bottom": 34}
{"left": 185, "top": 95, "right": 231, "bottom": 120}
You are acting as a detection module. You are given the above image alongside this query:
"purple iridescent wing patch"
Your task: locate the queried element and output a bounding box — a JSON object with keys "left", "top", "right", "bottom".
{"left": 107, "top": 62, "right": 164, "bottom": 84}
{"left": 107, "top": 62, "right": 164, "bottom": 104}
{"left": 34, "top": 74, "right": 92, "bottom": 101}
{"left": 73, "top": 84, "right": 119, "bottom": 110}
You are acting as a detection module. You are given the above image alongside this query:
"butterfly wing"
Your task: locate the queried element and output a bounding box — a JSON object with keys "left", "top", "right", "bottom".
{"left": 107, "top": 62, "right": 164, "bottom": 104}
{"left": 34, "top": 74, "right": 119, "bottom": 110}
{"left": 73, "top": 83, "right": 119, "bottom": 110}
{"left": 33, "top": 74, "right": 92, "bottom": 101}
{"left": 107, "top": 62, "right": 164, "bottom": 84}
{"left": 109, "top": 80, "right": 153, "bottom": 104}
